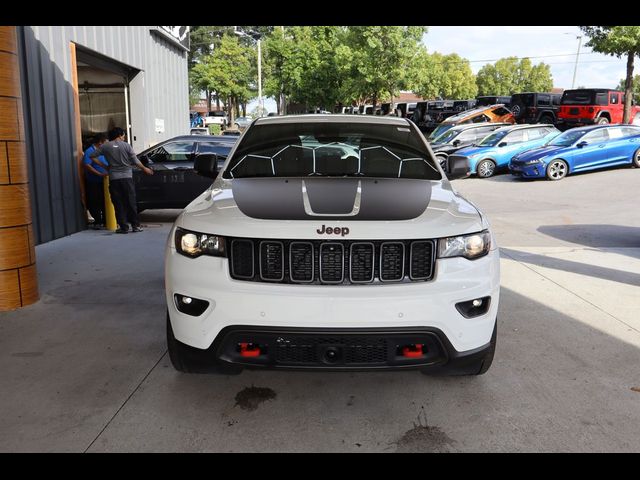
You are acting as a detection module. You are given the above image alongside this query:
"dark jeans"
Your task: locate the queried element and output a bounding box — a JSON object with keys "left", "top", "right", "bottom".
{"left": 108, "top": 178, "right": 139, "bottom": 230}
{"left": 86, "top": 181, "right": 106, "bottom": 225}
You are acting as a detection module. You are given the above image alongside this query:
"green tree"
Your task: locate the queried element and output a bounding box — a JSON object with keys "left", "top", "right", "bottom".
{"left": 190, "top": 34, "right": 255, "bottom": 126}
{"left": 476, "top": 57, "right": 553, "bottom": 96}
{"left": 409, "top": 50, "right": 476, "bottom": 99}
{"left": 437, "top": 53, "right": 477, "bottom": 99}
{"left": 617, "top": 75, "right": 640, "bottom": 103}
{"left": 342, "top": 26, "right": 427, "bottom": 109}
{"left": 581, "top": 26, "right": 640, "bottom": 122}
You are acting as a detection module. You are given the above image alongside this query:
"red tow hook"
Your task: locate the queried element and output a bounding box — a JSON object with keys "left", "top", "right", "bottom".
{"left": 238, "top": 343, "right": 261, "bottom": 358}
{"left": 402, "top": 344, "right": 425, "bottom": 358}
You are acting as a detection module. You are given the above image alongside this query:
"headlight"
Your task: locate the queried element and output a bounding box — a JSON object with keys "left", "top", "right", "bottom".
{"left": 438, "top": 231, "right": 491, "bottom": 260}
{"left": 524, "top": 157, "right": 546, "bottom": 165}
{"left": 175, "top": 227, "right": 226, "bottom": 258}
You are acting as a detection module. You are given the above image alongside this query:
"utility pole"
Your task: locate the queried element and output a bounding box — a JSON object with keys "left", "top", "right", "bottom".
{"left": 572, "top": 35, "right": 583, "bottom": 89}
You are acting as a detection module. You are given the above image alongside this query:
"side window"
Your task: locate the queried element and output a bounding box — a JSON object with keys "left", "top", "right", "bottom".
{"left": 607, "top": 127, "right": 624, "bottom": 140}
{"left": 525, "top": 128, "right": 545, "bottom": 141}
{"left": 456, "top": 130, "right": 476, "bottom": 143}
{"left": 621, "top": 126, "right": 640, "bottom": 137}
{"left": 552, "top": 95, "right": 561, "bottom": 106}
{"left": 197, "top": 142, "right": 232, "bottom": 158}
{"left": 471, "top": 114, "right": 491, "bottom": 123}
{"left": 475, "top": 127, "right": 497, "bottom": 142}
{"left": 582, "top": 129, "right": 609, "bottom": 143}
{"left": 492, "top": 107, "right": 511, "bottom": 116}
{"left": 148, "top": 142, "right": 194, "bottom": 163}
{"left": 610, "top": 93, "right": 619, "bottom": 105}
{"left": 537, "top": 94, "right": 550, "bottom": 107}
{"left": 503, "top": 130, "right": 527, "bottom": 144}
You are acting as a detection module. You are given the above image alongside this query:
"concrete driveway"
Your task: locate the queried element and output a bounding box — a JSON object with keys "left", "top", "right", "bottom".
{"left": 1, "top": 165, "right": 639, "bottom": 452}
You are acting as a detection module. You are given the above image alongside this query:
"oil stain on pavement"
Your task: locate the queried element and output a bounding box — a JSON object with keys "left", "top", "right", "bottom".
{"left": 395, "top": 407, "right": 455, "bottom": 453}
{"left": 234, "top": 386, "right": 277, "bottom": 411}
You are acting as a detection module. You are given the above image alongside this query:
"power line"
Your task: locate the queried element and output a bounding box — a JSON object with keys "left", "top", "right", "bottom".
{"left": 465, "top": 51, "right": 599, "bottom": 63}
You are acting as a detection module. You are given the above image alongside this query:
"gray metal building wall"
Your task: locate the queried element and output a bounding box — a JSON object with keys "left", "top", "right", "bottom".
{"left": 16, "top": 26, "right": 189, "bottom": 245}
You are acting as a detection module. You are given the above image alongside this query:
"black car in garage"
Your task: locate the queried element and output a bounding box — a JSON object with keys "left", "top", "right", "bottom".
{"left": 134, "top": 135, "right": 237, "bottom": 211}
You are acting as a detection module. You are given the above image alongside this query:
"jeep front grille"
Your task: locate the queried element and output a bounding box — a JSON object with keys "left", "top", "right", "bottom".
{"left": 229, "top": 238, "right": 435, "bottom": 285}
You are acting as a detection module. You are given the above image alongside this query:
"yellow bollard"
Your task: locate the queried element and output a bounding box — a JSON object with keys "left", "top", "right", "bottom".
{"left": 103, "top": 176, "right": 117, "bottom": 231}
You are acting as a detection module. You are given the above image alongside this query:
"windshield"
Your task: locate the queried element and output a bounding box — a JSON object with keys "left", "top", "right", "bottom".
{"left": 428, "top": 124, "right": 454, "bottom": 141}
{"left": 478, "top": 129, "right": 509, "bottom": 147}
{"left": 223, "top": 122, "right": 441, "bottom": 180}
{"left": 548, "top": 128, "right": 590, "bottom": 147}
{"left": 431, "top": 129, "right": 460, "bottom": 145}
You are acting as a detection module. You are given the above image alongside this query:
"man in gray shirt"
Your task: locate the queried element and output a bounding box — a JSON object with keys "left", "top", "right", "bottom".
{"left": 90, "top": 127, "right": 154, "bottom": 233}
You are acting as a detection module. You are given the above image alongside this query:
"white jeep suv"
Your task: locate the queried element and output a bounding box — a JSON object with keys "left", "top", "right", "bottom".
{"left": 165, "top": 115, "right": 500, "bottom": 375}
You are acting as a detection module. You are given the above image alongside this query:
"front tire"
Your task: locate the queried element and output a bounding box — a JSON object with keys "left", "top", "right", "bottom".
{"left": 546, "top": 159, "right": 568, "bottom": 180}
{"left": 632, "top": 148, "right": 640, "bottom": 168}
{"left": 596, "top": 116, "right": 609, "bottom": 125}
{"left": 476, "top": 159, "right": 496, "bottom": 178}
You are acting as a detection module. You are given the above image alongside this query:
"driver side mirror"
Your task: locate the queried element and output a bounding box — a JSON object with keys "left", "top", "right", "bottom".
{"left": 447, "top": 155, "right": 470, "bottom": 180}
{"left": 498, "top": 141, "right": 507, "bottom": 147}
{"left": 452, "top": 139, "right": 461, "bottom": 147}
{"left": 139, "top": 154, "right": 150, "bottom": 166}
{"left": 194, "top": 153, "right": 219, "bottom": 178}
{"left": 576, "top": 141, "right": 588, "bottom": 148}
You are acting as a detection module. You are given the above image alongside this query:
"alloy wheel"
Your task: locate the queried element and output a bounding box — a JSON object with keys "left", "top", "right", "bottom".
{"left": 547, "top": 160, "right": 567, "bottom": 180}
{"left": 477, "top": 160, "right": 495, "bottom": 178}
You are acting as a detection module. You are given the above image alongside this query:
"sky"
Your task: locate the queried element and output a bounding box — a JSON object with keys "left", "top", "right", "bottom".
{"left": 248, "top": 26, "right": 629, "bottom": 114}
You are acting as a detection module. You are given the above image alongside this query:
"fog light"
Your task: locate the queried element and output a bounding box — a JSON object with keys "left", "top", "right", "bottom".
{"left": 174, "top": 294, "right": 209, "bottom": 316}
{"left": 456, "top": 296, "right": 491, "bottom": 318}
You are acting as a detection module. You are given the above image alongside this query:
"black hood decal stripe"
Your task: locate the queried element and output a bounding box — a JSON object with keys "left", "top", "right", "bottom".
{"left": 232, "top": 178, "right": 431, "bottom": 221}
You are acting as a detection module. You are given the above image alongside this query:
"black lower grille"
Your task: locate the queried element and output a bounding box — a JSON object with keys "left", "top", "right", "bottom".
{"left": 228, "top": 238, "right": 436, "bottom": 285}
{"left": 275, "top": 336, "right": 387, "bottom": 365}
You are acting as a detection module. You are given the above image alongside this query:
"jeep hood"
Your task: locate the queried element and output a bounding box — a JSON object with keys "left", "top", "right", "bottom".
{"left": 177, "top": 177, "right": 484, "bottom": 240}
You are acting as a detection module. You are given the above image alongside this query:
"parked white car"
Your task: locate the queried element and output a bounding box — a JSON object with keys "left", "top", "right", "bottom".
{"left": 165, "top": 114, "right": 500, "bottom": 376}
{"left": 202, "top": 111, "right": 228, "bottom": 128}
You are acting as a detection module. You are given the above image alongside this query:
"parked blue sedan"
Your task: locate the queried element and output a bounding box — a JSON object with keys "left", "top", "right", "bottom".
{"left": 509, "top": 125, "right": 640, "bottom": 180}
{"left": 450, "top": 124, "right": 560, "bottom": 178}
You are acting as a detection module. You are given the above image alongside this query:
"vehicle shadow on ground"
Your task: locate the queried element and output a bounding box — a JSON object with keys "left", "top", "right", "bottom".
{"left": 501, "top": 246, "right": 640, "bottom": 287}
{"left": 538, "top": 224, "right": 640, "bottom": 257}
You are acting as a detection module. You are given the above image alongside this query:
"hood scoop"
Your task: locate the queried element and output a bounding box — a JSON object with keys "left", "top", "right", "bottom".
{"left": 232, "top": 177, "right": 432, "bottom": 221}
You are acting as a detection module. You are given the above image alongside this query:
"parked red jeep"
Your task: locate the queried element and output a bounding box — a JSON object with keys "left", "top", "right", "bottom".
{"left": 557, "top": 88, "right": 640, "bottom": 128}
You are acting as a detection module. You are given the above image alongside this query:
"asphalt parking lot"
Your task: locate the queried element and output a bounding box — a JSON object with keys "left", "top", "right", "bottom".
{"left": 1, "top": 165, "right": 639, "bottom": 452}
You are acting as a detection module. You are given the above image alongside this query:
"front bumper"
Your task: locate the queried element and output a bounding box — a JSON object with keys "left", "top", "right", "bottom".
{"left": 509, "top": 162, "right": 546, "bottom": 178}
{"left": 170, "top": 324, "right": 496, "bottom": 372}
{"left": 165, "top": 245, "right": 500, "bottom": 357}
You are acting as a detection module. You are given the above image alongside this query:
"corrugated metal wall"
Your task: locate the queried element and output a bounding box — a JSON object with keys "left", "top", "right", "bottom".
{"left": 16, "top": 26, "right": 189, "bottom": 245}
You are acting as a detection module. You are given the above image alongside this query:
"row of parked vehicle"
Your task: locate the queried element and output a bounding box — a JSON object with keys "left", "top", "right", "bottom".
{"left": 432, "top": 122, "right": 640, "bottom": 180}
{"left": 337, "top": 88, "right": 640, "bottom": 134}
